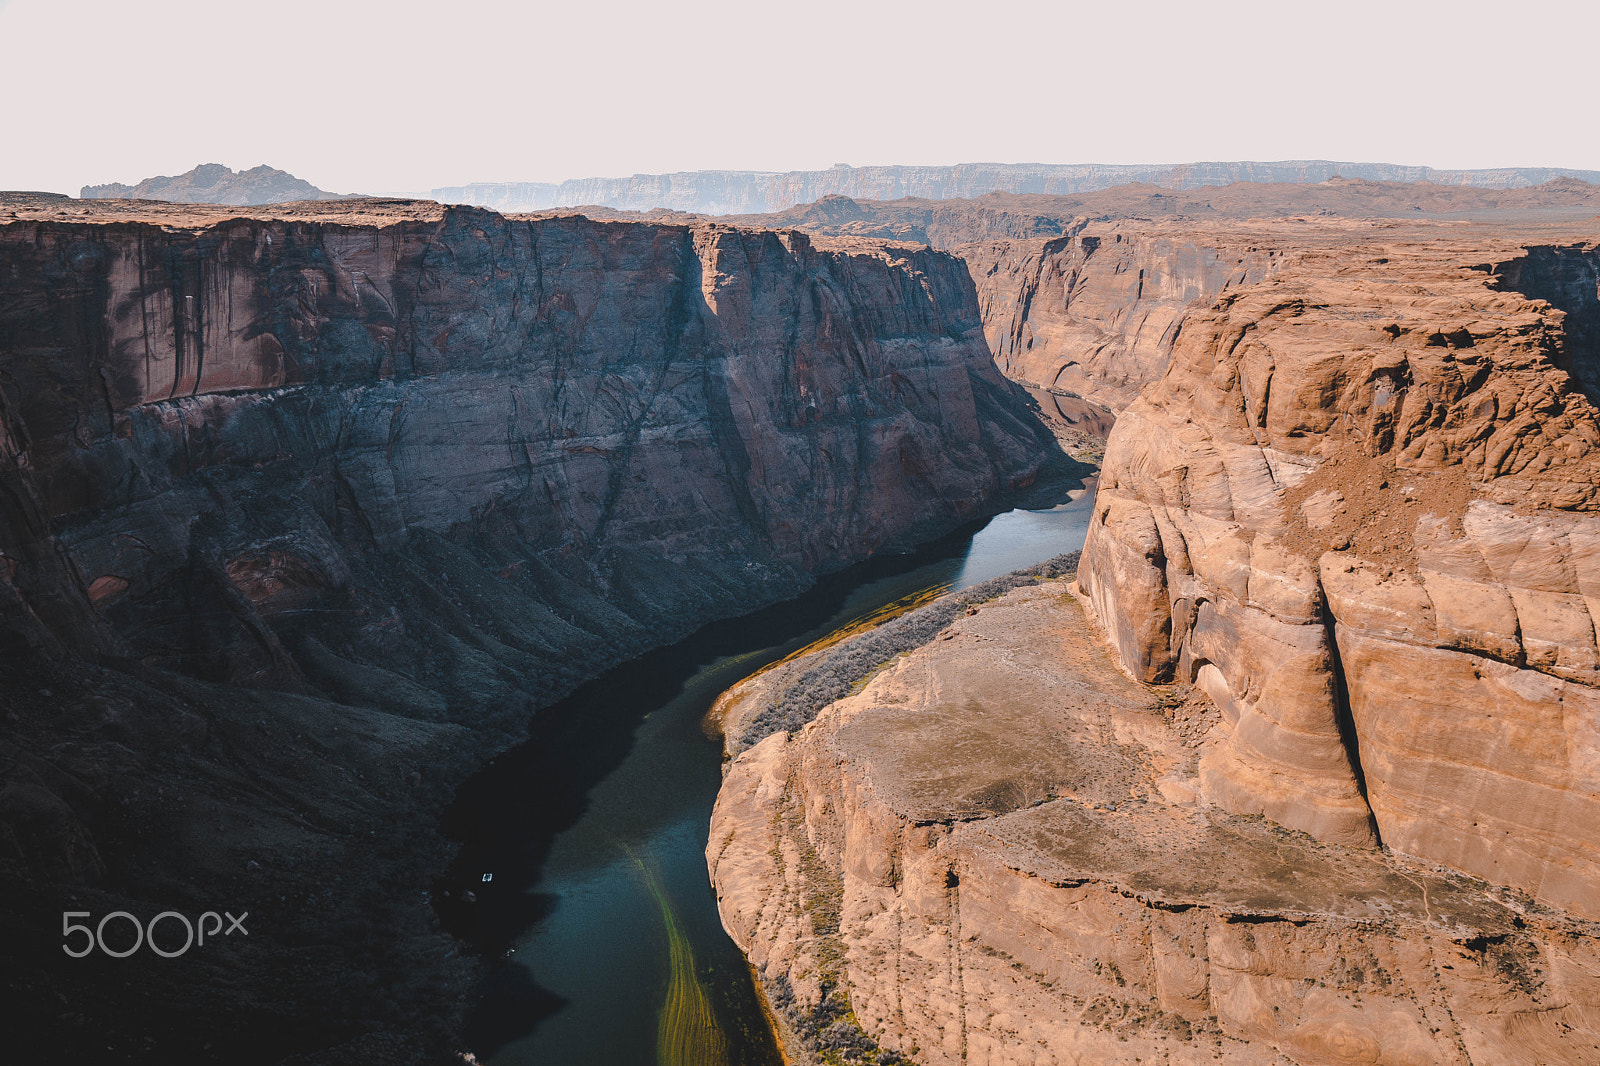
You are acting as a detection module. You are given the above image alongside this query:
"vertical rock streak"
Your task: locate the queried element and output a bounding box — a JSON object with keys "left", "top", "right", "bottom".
{"left": 0, "top": 208, "right": 1055, "bottom": 684}
{"left": 959, "top": 228, "right": 1284, "bottom": 413}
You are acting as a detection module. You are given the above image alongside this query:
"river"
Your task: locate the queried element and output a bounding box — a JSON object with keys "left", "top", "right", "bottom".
{"left": 439, "top": 486, "right": 1097, "bottom": 1064}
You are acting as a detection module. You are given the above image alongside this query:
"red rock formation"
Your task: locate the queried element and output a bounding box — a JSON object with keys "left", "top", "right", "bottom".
{"left": 710, "top": 579, "right": 1600, "bottom": 1066}
{"left": 1078, "top": 227, "right": 1600, "bottom": 920}
{"left": 733, "top": 181, "right": 1599, "bottom": 422}
{"left": 710, "top": 209, "right": 1600, "bottom": 1066}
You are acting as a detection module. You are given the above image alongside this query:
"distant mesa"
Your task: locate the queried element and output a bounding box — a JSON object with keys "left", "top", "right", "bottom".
{"left": 433, "top": 160, "right": 1600, "bottom": 215}
{"left": 81, "top": 163, "right": 355, "bottom": 205}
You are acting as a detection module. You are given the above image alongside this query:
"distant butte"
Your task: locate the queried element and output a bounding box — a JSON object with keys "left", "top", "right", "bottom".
{"left": 79, "top": 162, "right": 355, "bottom": 205}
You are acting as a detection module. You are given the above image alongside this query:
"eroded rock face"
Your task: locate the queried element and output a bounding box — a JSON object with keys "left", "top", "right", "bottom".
{"left": 1078, "top": 234, "right": 1600, "bottom": 919}
{"left": 1491, "top": 244, "right": 1600, "bottom": 399}
{"left": 959, "top": 228, "right": 1282, "bottom": 411}
{"left": 579, "top": 184, "right": 1600, "bottom": 434}
{"left": 709, "top": 581, "right": 1600, "bottom": 1065}
{"left": 0, "top": 200, "right": 1058, "bottom": 1061}
{"left": 0, "top": 205, "right": 1053, "bottom": 685}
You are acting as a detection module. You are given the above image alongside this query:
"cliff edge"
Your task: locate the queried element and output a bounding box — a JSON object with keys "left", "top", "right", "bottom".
{"left": 709, "top": 576, "right": 1600, "bottom": 1065}
{"left": 1077, "top": 235, "right": 1600, "bottom": 922}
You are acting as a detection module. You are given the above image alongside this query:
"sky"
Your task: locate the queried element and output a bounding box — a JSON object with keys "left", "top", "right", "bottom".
{"left": 2, "top": 0, "right": 1596, "bottom": 197}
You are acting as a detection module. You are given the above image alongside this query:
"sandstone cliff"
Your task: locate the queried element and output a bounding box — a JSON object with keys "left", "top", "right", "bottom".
{"left": 731, "top": 182, "right": 1600, "bottom": 418}
{"left": 1, "top": 202, "right": 1052, "bottom": 683}
{"left": 0, "top": 197, "right": 1059, "bottom": 1061}
{"left": 959, "top": 228, "right": 1282, "bottom": 411}
{"left": 1077, "top": 231, "right": 1600, "bottom": 923}
{"left": 530, "top": 183, "right": 1600, "bottom": 436}
{"left": 710, "top": 576, "right": 1600, "bottom": 1066}
{"left": 709, "top": 213, "right": 1600, "bottom": 1066}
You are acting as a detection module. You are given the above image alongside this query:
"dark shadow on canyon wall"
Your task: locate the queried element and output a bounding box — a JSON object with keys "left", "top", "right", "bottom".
{"left": 434, "top": 515, "right": 1004, "bottom": 1058}
{"left": 1490, "top": 245, "right": 1600, "bottom": 400}
{"left": 0, "top": 204, "right": 1079, "bottom": 1064}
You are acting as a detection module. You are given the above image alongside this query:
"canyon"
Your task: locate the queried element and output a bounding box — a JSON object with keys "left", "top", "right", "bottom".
{"left": 709, "top": 188, "right": 1600, "bottom": 1064}
{"left": 5, "top": 173, "right": 1600, "bottom": 1065}
{"left": 0, "top": 193, "right": 1060, "bottom": 1062}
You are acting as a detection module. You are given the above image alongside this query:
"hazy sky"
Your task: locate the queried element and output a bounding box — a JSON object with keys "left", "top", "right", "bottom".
{"left": 3, "top": 0, "right": 1595, "bottom": 196}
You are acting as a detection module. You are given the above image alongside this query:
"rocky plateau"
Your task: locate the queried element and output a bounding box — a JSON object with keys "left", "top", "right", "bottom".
{"left": 711, "top": 577, "right": 1600, "bottom": 1066}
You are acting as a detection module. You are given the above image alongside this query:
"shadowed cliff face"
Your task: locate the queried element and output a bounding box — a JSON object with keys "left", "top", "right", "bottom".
{"left": 1490, "top": 244, "right": 1600, "bottom": 401}
{"left": 0, "top": 207, "right": 1054, "bottom": 684}
{"left": 0, "top": 203, "right": 1060, "bottom": 1062}
{"left": 566, "top": 182, "right": 1600, "bottom": 431}
{"left": 1077, "top": 234, "right": 1600, "bottom": 920}
{"left": 727, "top": 204, "right": 1283, "bottom": 419}
{"left": 958, "top": 229, "right": 1283, "bottom": 411}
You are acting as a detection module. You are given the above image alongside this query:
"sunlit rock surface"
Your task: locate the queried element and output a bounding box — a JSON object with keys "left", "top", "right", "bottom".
{"left": 1078, "top": 231, "right": 1600, "bottom": 920}
{"left": 710, "top": 580, "right": 1600, "bottom": 1065}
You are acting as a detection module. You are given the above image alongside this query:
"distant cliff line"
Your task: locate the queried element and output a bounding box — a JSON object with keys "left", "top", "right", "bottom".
{"left": 433, "top": 160, "right": 1600, "bottom": 215}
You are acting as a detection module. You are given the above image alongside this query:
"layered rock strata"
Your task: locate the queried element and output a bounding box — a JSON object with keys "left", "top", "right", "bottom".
{"left": 735, "top": 182, "right": 1600, "bottom": 419}
{"left": 1, "top": 201, "right": 1053, "bottom": 684}
{"left": 0, "top": 198, "right": 1059, "bottom": 1061}
{"left": 711, "top": 220, "right": 1600, "bottom": 1065}
{"left": 959, "top": 229, "right": 1282, "bottom": 410}
{"left": 709, "top": 578, "right": 1600, "bottom": 1065}
{"left": 1077, "top": 234, "right": 1600, "bottom": 922}
{"left": 542, "top": 183, "right": 1600, "bottom": 434}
